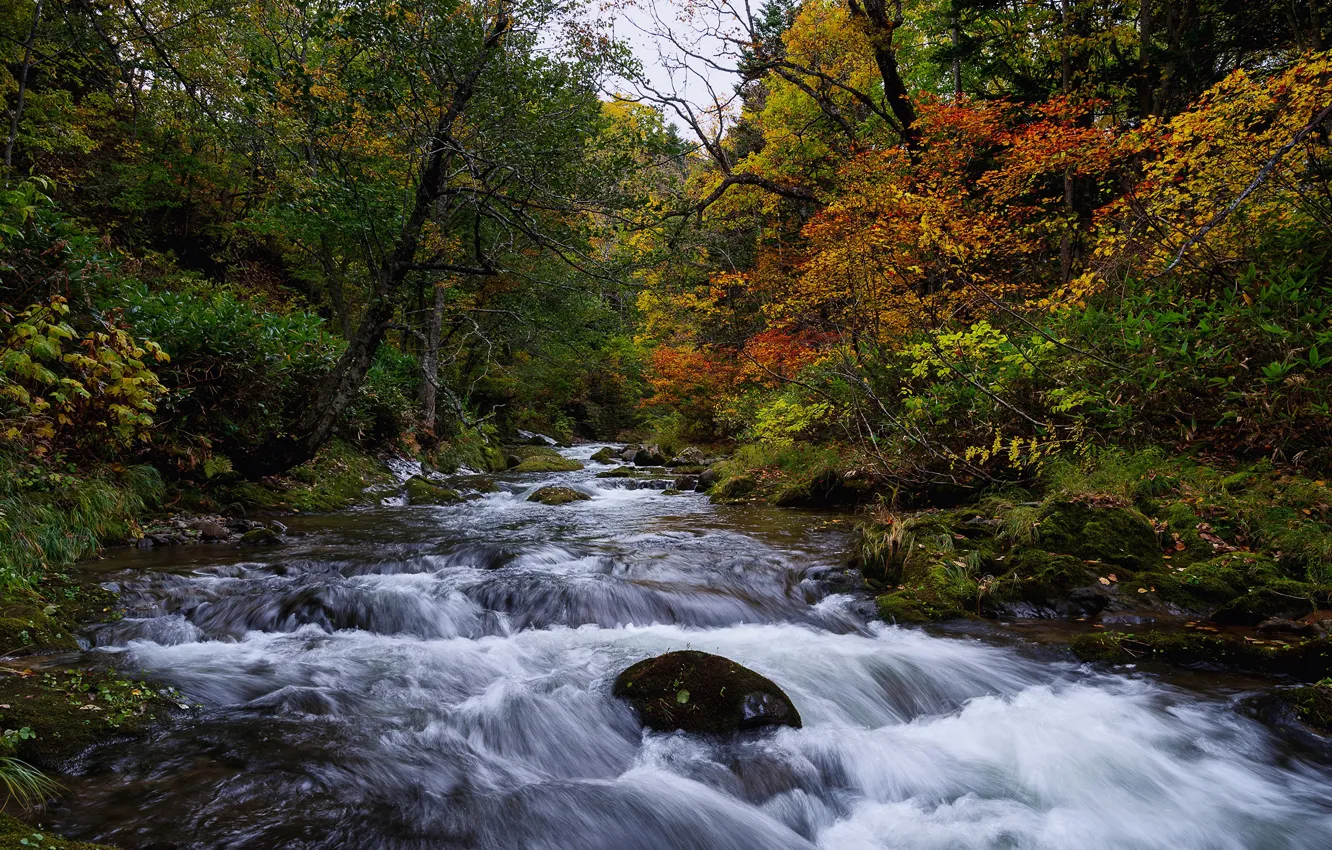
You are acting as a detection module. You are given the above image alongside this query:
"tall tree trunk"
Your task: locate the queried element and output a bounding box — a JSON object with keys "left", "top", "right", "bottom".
{"left": 419, "top": 279, "right": 448, "bottom": 435}
{"left": 5, "top": 0, "right": 45, "bottom": 175}
{"left": 1060, "top": 0, "right": 1075, "bottom": 283}
{"left": 848, "top": 0, "right": 917, "bottom": 148}
{"left": 951, "top": 10, "right": 962, "bottom": 100}
{"left": 233, "top": 9, "right": 511, "bottom": 477}
{"left": 1138, "top": 0, "right": 1154, "bottom": 118}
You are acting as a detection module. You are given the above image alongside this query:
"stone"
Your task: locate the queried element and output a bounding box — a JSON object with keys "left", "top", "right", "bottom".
{"left": 675, "top": 475, "right": 698, "bottom": 491}
{"left": 697, "top": 467, "right": 719, "bottom": 489}
{"left": 619, "top": 445, "right": 640, "bottom": 463}
{"left": 267, "top": 520, "right": 288, "bottom": 535}
{"left": 633, "top": 444, "right": 666, "bottom": 466}
{"left": 613, "top": 650, "right": 801, "bottom": 734}
{"left": 668, "top": 447, "right": 706, "bottom": 467}
{"left": 506, "top": 454, "right": 523, "bottom": 469}
{"left": 528, "top": 486, "right": 592, "bottom": 506}
{"left": 239, "top": 527, "right": 283, "bottom": 547}
{"left": 404, "top": 476, "right": 463, "bottom": 505}
{"left": 590, "top": 446, "right": 618, "bottom": 464}
{"left": 1257, "top": 617, "right": 1322, "bottom": 638}
{"left": 197, "top": 521, "right": 229, "bottom": 541}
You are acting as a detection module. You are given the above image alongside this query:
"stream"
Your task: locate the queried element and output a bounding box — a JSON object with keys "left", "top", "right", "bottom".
{"left": 44, "top": 445, "right": 1332, "bottom": 849}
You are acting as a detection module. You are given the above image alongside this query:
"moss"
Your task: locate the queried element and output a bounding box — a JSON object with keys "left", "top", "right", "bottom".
{"left": 239, "top": 527, "right": 282, "bottom": 546}
{"left": 527, "top": 486, "right": 591, "bottom": 505}
{"left": 1069, "top": 631, "right": 1332, "bottom": 680}
{"left": 0, "top": 666, "right": 181, "bottom": 772}
{"left": 710, "top": 474, "right": 757, "bottom": 502}
{"left": 480, "top": 446, "right": 508, "bottom": 473}
{"left": 1278, "top": 680, "right": 1332, "bottom": 733}
{"left": 594, "top": 466, "right": 637, "bottom": 478}
{"left": 589, "top": 447, "right": 618, "bottom": 463}
{"left": 404, "top": 476, "right": 463, "bottom": 505}
{"left": 1210, "top": 580, "right": 1332, "bottom": 626}
{"left": 508, "top": 456, "right": 583, "bottom": 473}
{"left": 0, "top": 814, "right": 116, "bottom": 850}
{"left": 612, "top": 650, "right": 801, "bottom": 733}
{"left": 1036, "top": 498, "right": 1162, "bottom": 571}
{"left": 215, "top": 439, "right": 395, "bottom": 513}
{"left": 987, "top": 547, "right": 1101, "bottom": 607}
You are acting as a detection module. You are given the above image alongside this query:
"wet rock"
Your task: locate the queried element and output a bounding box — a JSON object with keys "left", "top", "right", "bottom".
{"left": 528, "top": 486, "right": 591, "bottom": 506}
{"left": 505, "top": 454, "right": 522, "bottom": 469}
{"left": 148, "top": 534, "right": 173, "bottom": 546}
{"left": 613, "top": 650, "right": 801, "bottom": 734}
{"left": 239, "top": 527, "right": 283, "bottom": 547}
{"left": 268, "top": 520, "right": 289, "bottom": 535}
{"left": 633, "top": 444, "right": 666, "bottom": 466}
{"left": 619, "top": 445, "right": 640, "bottom": 463}
{"left": 404, "top": 476, "right": 463, "bottom": 506}
{"left": 136, "top": 537, "right": 154, "bottom": 549}
{"left": 595, "top": 466, "right": 636, "bottom": 478}
{"left": 668, "top": 447, "right": 705, "bottom": 467}
{"left": 196, "top": 521, "right": 229, "bottom": 541}
{"left": 697, "top": 467, "right": 719, "bottom": 489}
{"left": 224, "top": 501, "right": 247, "bottom": 518}
{"left": 675, "top": 475, "right": 698, "bottom": 491}
{"left": 590, "top": 446, "right": 618, "bottom": 464}
{"left": 1257, "top": 617, "right": 1323, "bottom": 638}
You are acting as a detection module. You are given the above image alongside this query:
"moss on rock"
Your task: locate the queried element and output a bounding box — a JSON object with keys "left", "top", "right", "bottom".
{"left": 404, "top": 476, "right": 463, "bottom": 505}
{"left": 613, "top": 650, "right": 801, "bottom": 734}
{"left": 0, "top": 814, "right": 116, "bottom": 850}
{"left": 509, "top": 456, "right": 583, "bottom": 473}
{"left": 1278, "top": 680, "right": 1332, "bottom": 733}
{"left": 528, "top": 486, "right": 591, "bottom": 506}
{"left": 1069, "top": 630, "right": 1332, "bottom": 680}
{"left": 1036, "top": 498, "right": 1162, "bottom": 571}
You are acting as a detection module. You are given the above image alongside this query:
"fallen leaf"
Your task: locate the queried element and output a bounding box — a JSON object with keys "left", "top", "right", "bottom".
{"left": 1137, "top": 588, "right": 1148, "bottom": 593}
{"left": 1099, "top": 577, "right": 1111, "bottom": 585}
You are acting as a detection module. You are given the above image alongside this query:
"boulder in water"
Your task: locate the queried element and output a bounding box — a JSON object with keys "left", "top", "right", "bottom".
{"left": 697, "top": 466, "right": 719, "bottom": 490}
{"left": 528, "top": 486, "right": 591, "bottom": 506}
{"left": 590, "top": 446, "right": 618, "bottom": 464}
{"left": 633, "top": 444, "right": 666, "bottom": 466}
{"left": 668, "top": 447, "right": 706, "bottom": 467}
{"left": 613, "top": 650, "right": 801, "bottom": 734}
{"left": 239, "top": 527, "right": 283, "bottom": 546}
{"left": 405, "top": 476, "right": 463, "bottom": 505}
{"left": 619, "top": 445, "right": 640, "bottom": 463}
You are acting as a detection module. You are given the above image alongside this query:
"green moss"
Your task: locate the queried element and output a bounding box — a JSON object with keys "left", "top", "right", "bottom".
{"left": 1210, "top": 579, "right": 1332, "bottom": 625}
{"left": 404, "top": 476, "right": 463, "bottom": 505}
{"left": 1279, "top": 680, "right": 1332, "bottom": 732}
{"left": 0, "top": 814, "right": 116, "bottom": 850}
{"left": 1069, "top": 630, "right": 1332, "bottom": 680}
{"left": 594, "top": 466, "right": 637, "bottom": 478}
{"left": 509, "top": 456, "right": 583, "bottom": 473}
{"left": 216, "top": 439, "right": 395, "bottom": 513}
{"left": 590, "top": 447, "right": 617, "bottom": 463}
{"left": 710, "top": 473, "right": 756, "bottom": 502}
{"left": 0, "top": 667, "right": 181, "bottom": 771}
{"left": 1036, "top": 498, "right": 1162, "bottom": 571}
{"left": 527, "top": 486, "right": 591, "bottom": 505}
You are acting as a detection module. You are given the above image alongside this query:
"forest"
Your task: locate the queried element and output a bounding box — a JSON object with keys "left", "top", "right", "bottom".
{"left": 1, "top": 0, "right": 1332, "bottom": 845}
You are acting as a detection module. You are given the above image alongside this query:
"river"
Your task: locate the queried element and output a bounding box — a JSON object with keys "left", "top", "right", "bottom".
{"left": 43, "top": 445, "right": 1332, "bottom": 848}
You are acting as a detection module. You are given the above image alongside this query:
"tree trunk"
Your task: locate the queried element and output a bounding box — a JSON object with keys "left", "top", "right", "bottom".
{"left": 849, "top": 0, "right": 917, "bottom": 148}
{"left": 5, "top": 0, "right": 45, "bottom": 174}
{"left": 233, "top": 9, "right": 511, "bottom": 477}
{"left": 419, "top": 279, "right": 448, "bottom": 435}
{"left": 1137, "top": 0, "right": 1154, "bottom": 118}
{"left": 951, "top": 12, "right": 962, "bottom": 100}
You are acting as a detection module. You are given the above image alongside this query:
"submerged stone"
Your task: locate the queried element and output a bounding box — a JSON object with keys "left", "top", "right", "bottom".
{"left": 239, "top": 527, "right": 283, "bottom": 546}
{"left": 613, "top": 650, "right": 801, "bottom": 734}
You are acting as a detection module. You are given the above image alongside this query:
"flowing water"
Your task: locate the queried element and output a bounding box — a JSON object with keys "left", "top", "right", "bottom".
{"left": 44, "top": 446, "right": 1332, "bottom": 849}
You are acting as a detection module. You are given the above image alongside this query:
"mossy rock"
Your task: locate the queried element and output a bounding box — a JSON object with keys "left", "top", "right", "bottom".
{"left": 590, "top": 447, "right": 618, "bottom": 464}
{"left": 876, "top": 591, "right": 960, "bottom": 624}
{"left": 1276, "top": 681, "right": 1332, "bottom": 733}
{"left": 1037, "top": 499, "right": 1162, "bottom": 571}
{"left": 239, "top": 527, "right": 283, "bottom": 546}
{"left": 528, "top": 486, "right": 591, "bottom": 506}
{"left": 1069, "top": 630, "right": 1332, "bottom": 680}
{"left": 509, "top": 456, "right": 583, "bottom": 473}
{"left": 613, "top": 650, "right": 801, "bottom": 734}
{"left": 710, "top": 474, "right": 756, "bottom": 502}
{"left": 404, "top": 476, "right": 463, "bottom": 505}
{"left": 1210, "top": 580, "right": 1332, "bottom": 626}
{"left": 480, "top": 446, "right": 508, "bottom": 473}
{"left": 984, "top": 548, "right": 1109, "bottom": 616}
{"left": 595, "top": 466, "right": 636, "bottom": 478}
{"left": 0, "top": 814, "right": 116, "bottom": 850}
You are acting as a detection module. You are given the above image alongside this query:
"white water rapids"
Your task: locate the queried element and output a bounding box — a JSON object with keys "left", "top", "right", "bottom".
{"left": 49, "top": 446, "right": 1332, "bottom": 848}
